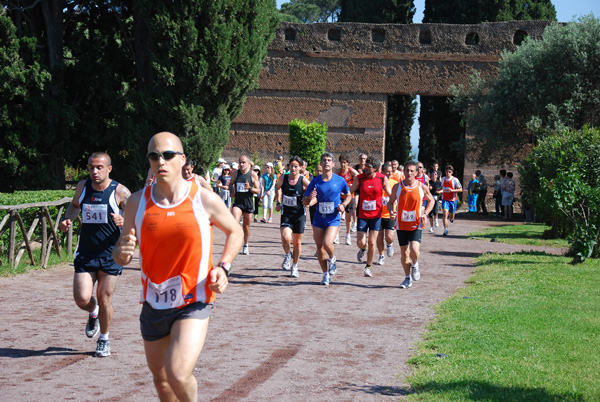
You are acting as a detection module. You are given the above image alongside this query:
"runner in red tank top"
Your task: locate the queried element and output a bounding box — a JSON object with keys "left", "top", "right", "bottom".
{"left": 348, "top": 156, "right": 392, "bottom": 278}
{"left": 336, "top": 154, "right": 359, "bottom": 246}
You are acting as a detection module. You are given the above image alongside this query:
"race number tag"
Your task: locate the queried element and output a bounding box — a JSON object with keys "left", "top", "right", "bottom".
{"left": 401, "top": 210, "right": 417, "bottom": 222}
{"left": 82, "top": 204, "right": 108, "bottom": 224}
{"left": 147, "top": 276, "right": 185, "bottom": 309}
{"left": 318, "top": 202, "right": 335, "bottom": 214}
{"left": 283, "top": 195, "right": 297, "bottom": 207}
{"left": 382, "top": 196, "right": 390, "bottom": 206}
{"left": 362, "top": 200, "right": 377, "bottom": 211}
{"left": 236, "top": 182, "right": 248, "bottom": 192}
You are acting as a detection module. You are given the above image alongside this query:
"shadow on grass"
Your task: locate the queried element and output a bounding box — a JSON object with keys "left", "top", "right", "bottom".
{"left": 413, "top": 380, "right": 584, "bottom": 401}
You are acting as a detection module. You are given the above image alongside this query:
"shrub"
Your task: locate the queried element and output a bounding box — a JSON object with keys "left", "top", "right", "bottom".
{"left": 288, "top": 119, "right": 327, "bottom": 173}
{"left": 519, "top": 126, "right": 600, "bottom": 262}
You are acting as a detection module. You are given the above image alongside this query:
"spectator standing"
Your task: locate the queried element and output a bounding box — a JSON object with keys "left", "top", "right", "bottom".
{"left": 502, "top": 172, "right": 516, "bottom": 220}
{"left": 261, "top": 162, "right": 277, "bottom": 223}
{"left": 475, "top": 169, "right": 488, "bottom": 215}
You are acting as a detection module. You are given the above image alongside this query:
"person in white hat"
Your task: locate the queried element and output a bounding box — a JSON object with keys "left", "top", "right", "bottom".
{"left": 211, "top": 158, "right": 226, "bottom": 193}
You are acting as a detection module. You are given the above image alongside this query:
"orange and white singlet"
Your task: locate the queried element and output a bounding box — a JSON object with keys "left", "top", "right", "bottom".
{"left": 381, "top": 178, "right": 398, "bottom": 219}
{"left": 337, "top": 168, "right": 354, "bottom": 200}
{"left": 135, "top": 181, "right": 215, "bottom": 309}
{"left": 391, "top": 170, "right": 404, "bottom": 183}
{"left": 441, "top": 176, "right": 461, "bottom": 202}
{"left": 395, "top": 180, "right": 424, "bottom": 231}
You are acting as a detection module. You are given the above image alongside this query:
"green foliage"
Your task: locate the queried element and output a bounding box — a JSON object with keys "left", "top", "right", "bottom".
{"left": 468, "top": 223, "right": 569, "bottom": 248}
{"left": 451, "top": 15, "right": 600, "bottom": 163}
{"left": 423, "top": 0, "right": 556, "bottom": 23}
{"left": 2, "top": 1, "right": 278, "bottom": 191}
{"left": 280, "top": 0, "right": 340, "bottom": 23}
{"left": 519, "top": 126, "right": 600, "bottom": 262}
{"left": 0, "top": 12, "right": 52, "bottom": 192}
{"left": 288, "top": 119, "right": 327, "bottom": 173}
{"left": 340, "top": 0, "right": 414, "bottom": 23}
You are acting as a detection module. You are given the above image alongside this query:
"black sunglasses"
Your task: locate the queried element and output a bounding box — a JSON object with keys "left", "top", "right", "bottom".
{"left": 147, "top": 151, "right": 183, "bottom": 161}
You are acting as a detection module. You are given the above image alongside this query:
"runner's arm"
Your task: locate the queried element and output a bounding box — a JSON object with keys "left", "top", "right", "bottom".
{"left": 59, "top": 180, "right": 85, "bottom": 232}
{"left": 112, "top": 190, "right": 142, "bottom": 266}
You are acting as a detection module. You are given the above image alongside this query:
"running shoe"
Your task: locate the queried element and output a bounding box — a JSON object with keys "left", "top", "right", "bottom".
{"left": 321, "top": 271, "right": 331, "bottom": 286}
{"left": 357, "top": 248, "right": 366, "bottom": 263}
{"left": 333, "top": 233, "right": 339, "bottom": 244}
{"left": 95, "top": 339, "right": 110, "bottom": 357}
{"left": 345, "top": 234, "right": 351, "bottom": 245}
{"left": 328, "top": 256, "right": 337, "bottom": 275}
{"left": 411, "top": 262, "right": 421, "bottom": 281}
{"left": 291, "top": 265, "right": 299, "bottom": 278}
{"left": 86, "top": 314, "right": 99, "bottom": 338}
{"left": 386, "top": 244, "right": 394, "bottom": 257}
{"left": 364, "top": 266, "right": 373, "bottom": 277}
{"left": 428, "top": 227, "right": 434, "bottom": 233}
{"left": 450, "top": 218, "right": 454, "bottom": 223}
{"left": 435, "top": 219, "right": 439, "bottom": 227}
{"left": 377, "top": 254, "right": 385, "bottom": 265}
{"left": 399, "top": 277, "right": 412, "bottom": 289}
{"left": 242, "top": 244, "right": 249, "bottom": 255}
{"left": 282, "top": 252, "right": 292, "bottom": 271}
{"left": 443, "top": 228, "right": 448, "bottom": 236}
{"left": 351, "top": 222, "right": 357, "bottom": 233}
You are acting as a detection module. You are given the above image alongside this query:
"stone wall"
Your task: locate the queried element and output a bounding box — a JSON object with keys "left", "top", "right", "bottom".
{"left": 224, "top": 20, "right": 553, "bottom": 190}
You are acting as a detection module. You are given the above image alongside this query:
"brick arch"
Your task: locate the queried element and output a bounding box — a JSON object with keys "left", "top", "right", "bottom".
{"left": 226, "top": 20, "right": 551, "bottom": 176}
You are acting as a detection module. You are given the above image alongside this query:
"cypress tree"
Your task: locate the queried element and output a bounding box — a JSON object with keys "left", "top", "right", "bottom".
{"left": 340, "top": 0, "right": 416, "bottom": 164}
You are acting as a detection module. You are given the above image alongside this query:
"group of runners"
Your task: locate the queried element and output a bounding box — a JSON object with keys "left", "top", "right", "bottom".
{"left": 59, "top": 133, "right": 464, "bottom": 401}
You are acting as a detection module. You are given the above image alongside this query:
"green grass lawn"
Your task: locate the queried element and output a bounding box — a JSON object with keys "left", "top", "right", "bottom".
{"left": 468, "top": 223, "right": 569, "bottom": 249}
{"left": 406, "top": 250, "right": 600, "bottom": 401}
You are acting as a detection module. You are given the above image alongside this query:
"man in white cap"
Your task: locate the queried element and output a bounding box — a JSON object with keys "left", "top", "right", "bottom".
{"left": 211, "top": 158, "right": 226, "bottom": 193}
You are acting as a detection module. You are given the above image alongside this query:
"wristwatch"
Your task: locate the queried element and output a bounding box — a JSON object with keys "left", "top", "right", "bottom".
{"left": 216, "top": 262, "right": 231, "bottom": 277}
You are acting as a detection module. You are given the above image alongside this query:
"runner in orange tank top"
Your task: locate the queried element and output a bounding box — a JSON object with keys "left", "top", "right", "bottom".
{"left": 376, "top": 162, "right": 398, "bottom": 266}
{"left": 389, "top": 161, "right": 434, "bottom": 290}
{"left": 113, "top": 132, "right": 243, "bottom": 402}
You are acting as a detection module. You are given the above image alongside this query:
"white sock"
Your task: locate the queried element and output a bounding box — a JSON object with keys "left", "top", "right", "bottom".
{"left": 91, "top": 304, "right": 99, "bottom": 317}
{"left": 99, "top": 332, "right": 109, "bottom": 340}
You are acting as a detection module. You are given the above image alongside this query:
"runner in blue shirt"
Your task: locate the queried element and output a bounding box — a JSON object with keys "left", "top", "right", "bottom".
{"left": 304, "top": 152, "right": 350, "bottom": 286}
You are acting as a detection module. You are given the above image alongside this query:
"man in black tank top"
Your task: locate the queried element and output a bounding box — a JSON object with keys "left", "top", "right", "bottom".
{"left": 60, "top": 152, "right": 131, "bottom": 358}
{"left": 274, "top": 156, "right": 311, "bottom": 278}
{"left": 230, "top": 155, "right": 261, "bottom": 255}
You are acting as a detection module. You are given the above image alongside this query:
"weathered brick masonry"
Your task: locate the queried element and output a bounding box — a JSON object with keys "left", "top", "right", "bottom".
{"left": 226, "top": 20, "right": 552, "bottom": 202}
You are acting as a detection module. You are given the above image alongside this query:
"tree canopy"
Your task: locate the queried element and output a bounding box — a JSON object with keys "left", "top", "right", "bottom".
{"left": 1, "top": 0, "right": 279, "bottom": 190}
{"left": 450, "top": 14, "right": 600, "bottom": 163}
{"left": 280, "top": 0, "right": 341, "bottom": 23}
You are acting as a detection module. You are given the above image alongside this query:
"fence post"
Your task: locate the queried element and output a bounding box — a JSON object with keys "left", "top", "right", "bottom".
{"left": 8, "top": 210, "right": 16, "bottom": 269}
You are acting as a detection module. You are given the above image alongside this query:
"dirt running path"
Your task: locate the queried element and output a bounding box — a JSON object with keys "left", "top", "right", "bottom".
{"left": 0, "top": 213, "right": 562, "bottom": 401}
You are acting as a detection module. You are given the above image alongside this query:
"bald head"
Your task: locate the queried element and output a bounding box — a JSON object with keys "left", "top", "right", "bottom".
{"left": 148, "top": 132, "right": 184, "bottom": 153}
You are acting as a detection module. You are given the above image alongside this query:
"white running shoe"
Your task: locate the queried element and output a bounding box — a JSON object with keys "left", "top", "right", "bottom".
{"left": 282, "top": 252, "right": 292, "bottom": 270}
{"left": 364, "top": 266, "right": 373, "bottom": 277}
{"left": 428, "top": 227, "right": 434, "bottom": 233}
{"left": 443, "top": 228, "right": 448, "bottom": 236}
{"left": 242, "top": 244, "right": 249, "bottom": 255}
{"left": 345, "top": 234, "right": 351, "bottom": 245}
{"left": 357, "top": 248, "right": 366, "bottom": 263}
{"left": 399, "top": 277, "right": 412, "bottom": 289}
{"left": 321, "top": 271, "right": 331, "bottom": 286}
{"left": 86, "top": 314, "right": 99, "bottom": 338}
{"left": 334, "top": 233, "right": 339, "bottom": 244}
{"left": 351, "top": 222, "right": 357, "bottom": 232}
{"left": 377, "top": 254, "right": 385, "bottom": 265}
{"left": 328, "top": 256, "right": 337, "bottom": 275}
{"left": 95, "top": 338, "right": 110, "bottom": 357}
{"left": 411, "top": 262, "right": 421, "bottom": 281}
{"left": 435, "top": 219, "right": 439, "bottom": 227}
{"left": 386, "top": 244, "right": 394, "bottom": 257}
{"left": 291, "top": 265, "right": 299, "bottom": 278}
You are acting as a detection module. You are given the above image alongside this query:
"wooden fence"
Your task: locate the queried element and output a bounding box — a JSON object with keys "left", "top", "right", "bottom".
{"left": 0, "top": 197, "right": 78, "bottom": 269}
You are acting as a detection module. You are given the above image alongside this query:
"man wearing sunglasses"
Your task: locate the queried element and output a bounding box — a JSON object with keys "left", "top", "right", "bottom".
{"left": 60, "top": 152, "right": 131, "bottom": 358}
{"left": 113, "top": 132, "right": 243, "bottom": 402}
